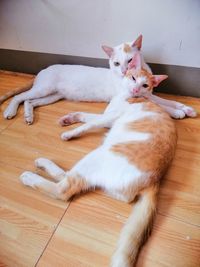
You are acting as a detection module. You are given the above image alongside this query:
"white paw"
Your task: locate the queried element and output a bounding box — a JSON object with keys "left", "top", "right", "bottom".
{"left": 61, "top": 132, "right": 72, "bottom": 141}
{"left": 3, "top": 106, "right": 17, "bottom": 119}
{"left": 20, "top": 171, "right": 41, "bottom": 188}
{"left": 58, "top": 112, "right": 81, "bottom": 126}
{"left": 24, "top": 115, "right": 33, "bottom": 125}
{"left": 61, "top": 131, "right": 75, "bottom": 141}
{"left": 35, "top": 158, "right": 50, "bottom": 169}
{"left": 181, "top": 106, "right": 197, "bottom": 117}
{"left": 172, "top": 109, "right": 186, "bottom": 119}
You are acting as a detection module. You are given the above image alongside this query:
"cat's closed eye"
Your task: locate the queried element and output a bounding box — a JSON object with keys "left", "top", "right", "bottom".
{"left": 114, "top": 62, "right": 120, "bottom": 66}
{"left": 143, "top": 84, "right": 148, "bottom": 88}
{"left": 128, "top": 59, "right": 132, "bottom": 64}
{"left": 132, "top": 76, "right": 136, "bottom": 81}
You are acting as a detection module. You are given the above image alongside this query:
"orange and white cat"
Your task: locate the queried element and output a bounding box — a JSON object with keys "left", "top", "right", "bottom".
{"left": 20, "top": 53, "right": 177, "bottom": 267}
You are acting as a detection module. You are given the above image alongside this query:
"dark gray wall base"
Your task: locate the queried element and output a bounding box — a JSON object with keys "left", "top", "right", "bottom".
{"left": 0, "top": 49, "right": 199, "bottom": 97}
{"left": 150, "top": 63, "right": 200, "bottom": 98}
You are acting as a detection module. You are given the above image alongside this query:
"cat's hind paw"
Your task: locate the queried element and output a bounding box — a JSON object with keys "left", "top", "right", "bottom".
{"left": 20, "top": 171, "right": 41, "bottom": 188}
{"left": 24, "top": 115, "right": 34, "bottom": 125}
{"left": 3, "top": 106, "right": 17, "bottom": 119}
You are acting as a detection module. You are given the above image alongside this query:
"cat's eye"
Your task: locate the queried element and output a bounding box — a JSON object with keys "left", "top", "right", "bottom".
{"left": 128, "top": 59, "right": 132, "bottom": 63}
{"left": 143, "top": 84, "right": 148, "bottom": 88}
{"left": 132, "top": 76, "right": 136, "bottom": 81}
{"left": 114, "top": 62, "right": 120, "bottom": 66}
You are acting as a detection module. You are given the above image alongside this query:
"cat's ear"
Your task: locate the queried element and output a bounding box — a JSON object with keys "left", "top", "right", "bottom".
{"left": 102, "top": 45, "right": 114, "bottom": 58}
{"left": 152, "top": 75, "right": 168, "bottom": 87}
{"left": 128, "top": 52, "right": 142, "bottom": 70}
{"left": 132, "top": 35, "right": 143, "bottom": 50}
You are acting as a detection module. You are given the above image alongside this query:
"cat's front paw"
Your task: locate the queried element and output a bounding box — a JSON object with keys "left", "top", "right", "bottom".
{"left": 58, "top": 112, "right": 81, "bottom": 126}
{"left": 61, "top": 131, "right": 76, "bottom": 141}
{"left": 172, "top": 109, "right": 185, "bottom": 119}
{"left": 181, "top": 106, "right": 197, "bottom": 118}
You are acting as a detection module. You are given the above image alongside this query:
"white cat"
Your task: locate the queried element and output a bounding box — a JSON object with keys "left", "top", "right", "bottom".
{"left": 2, "top": 36, "right": 147, "bottom": 124}
{"left": 1, "top": 35, "right": 196, "bottom": 124}
{"left": 20, "top": 56, "right": 177, "bottom": 267}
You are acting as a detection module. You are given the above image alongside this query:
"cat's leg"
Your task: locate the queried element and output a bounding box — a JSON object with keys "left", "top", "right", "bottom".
{"left": 24, "top": 93, "right": 64, "bottom": 124}
{"left": 20, "top": 147, "right": 108, "bottom": 200}
{"left": 20, "top": 171, "right": 89, "bottom": 200}
{"left": 3, "top": 85, "right": 53, "bottom": 119}
{"left": 59, "top": 94, "right": 128, "bottom": 127}
{"left": 159, "top": 104, "right": 186, "bottom": 119}
{"left": 20, "top": 146, "right": 141, "bottom": 203}
{"left": 20, "top": 171, "right": 63, "bottom": 199}
{"left": 35, "top": 158, "right": 66, "bottom": 182}
{"left": 20, "top": 148, "right": 107, "bottom": 200}
{"left": 149, "top": 94, "right": 197, "bottom": 118}
{"left": 61, "top": 112, "right": 117, "bottom": 140}
{"left": 59, "top": 112, "right": 102, "bottom": 126}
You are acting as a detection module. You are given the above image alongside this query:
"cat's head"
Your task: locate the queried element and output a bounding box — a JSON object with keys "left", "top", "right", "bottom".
{"left": 123, "top": 52, "right": 168, "bottom": 97}
{"left": 102, "top": 35, "right": 143, "bottom": 77}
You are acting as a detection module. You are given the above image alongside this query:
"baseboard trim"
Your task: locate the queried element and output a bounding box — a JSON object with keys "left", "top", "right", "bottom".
{"left": 0, "top": 49, "right": 199, "bottom": 97}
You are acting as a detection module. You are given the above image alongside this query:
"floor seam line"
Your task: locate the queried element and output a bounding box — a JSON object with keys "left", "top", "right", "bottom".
{"left": 34, "top": 200, "right": 73, "bottom": 267}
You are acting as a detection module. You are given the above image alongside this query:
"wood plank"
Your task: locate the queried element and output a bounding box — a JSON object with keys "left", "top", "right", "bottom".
{"left": 0, "top": 163, "right": 68, "bottom": 267}
{"left": 37, "top": 192, "right": 200, "bottom": 267}
{"left": 37, "top": 193, "right": 128, "bottom": 267}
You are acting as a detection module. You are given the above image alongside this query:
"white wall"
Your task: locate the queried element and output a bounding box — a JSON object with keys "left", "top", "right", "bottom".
{"left": 0, "top": 0, "right": 200, "bottom": 68}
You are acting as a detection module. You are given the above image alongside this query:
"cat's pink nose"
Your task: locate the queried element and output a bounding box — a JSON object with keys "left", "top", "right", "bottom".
{"left": 133, "top": 88, "right": 139, "bottom": 93}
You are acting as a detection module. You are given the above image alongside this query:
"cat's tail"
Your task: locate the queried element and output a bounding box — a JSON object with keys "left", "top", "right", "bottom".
{"left": 0, "top": 80, "right": 33, "bottom": 104}
{"left": 111, "top": 184, "right": 159, "bottom": 267}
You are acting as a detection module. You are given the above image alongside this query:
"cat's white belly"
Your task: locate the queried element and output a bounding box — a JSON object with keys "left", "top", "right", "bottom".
{"left": 70, "top": 146, "right": 143, "bottom": 190}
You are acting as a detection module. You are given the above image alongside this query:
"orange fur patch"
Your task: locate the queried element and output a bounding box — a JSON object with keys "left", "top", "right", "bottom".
{"left": 112, "top": 102, "right": 177, "bottom": 183}
{"left": 58, "top": 175, "right": 89, "bottom": 201}
{"left": 126, "top": 68, "right": 155, "bottom": 92}
{"left": 123, "top": 43, "right": 132, "bottom": 53}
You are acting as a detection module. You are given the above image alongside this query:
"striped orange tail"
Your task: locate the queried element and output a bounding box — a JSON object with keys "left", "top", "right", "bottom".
{"left": 111, "top": 184, "right": 159, "bottom": 267}
{"left": 0, "top": 80, "right": 33, "bottom": 104}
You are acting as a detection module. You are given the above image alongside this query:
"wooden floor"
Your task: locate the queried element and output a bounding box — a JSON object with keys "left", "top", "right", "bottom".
{"left": 0, "top": 71, "right": 199, "bottom": 267}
